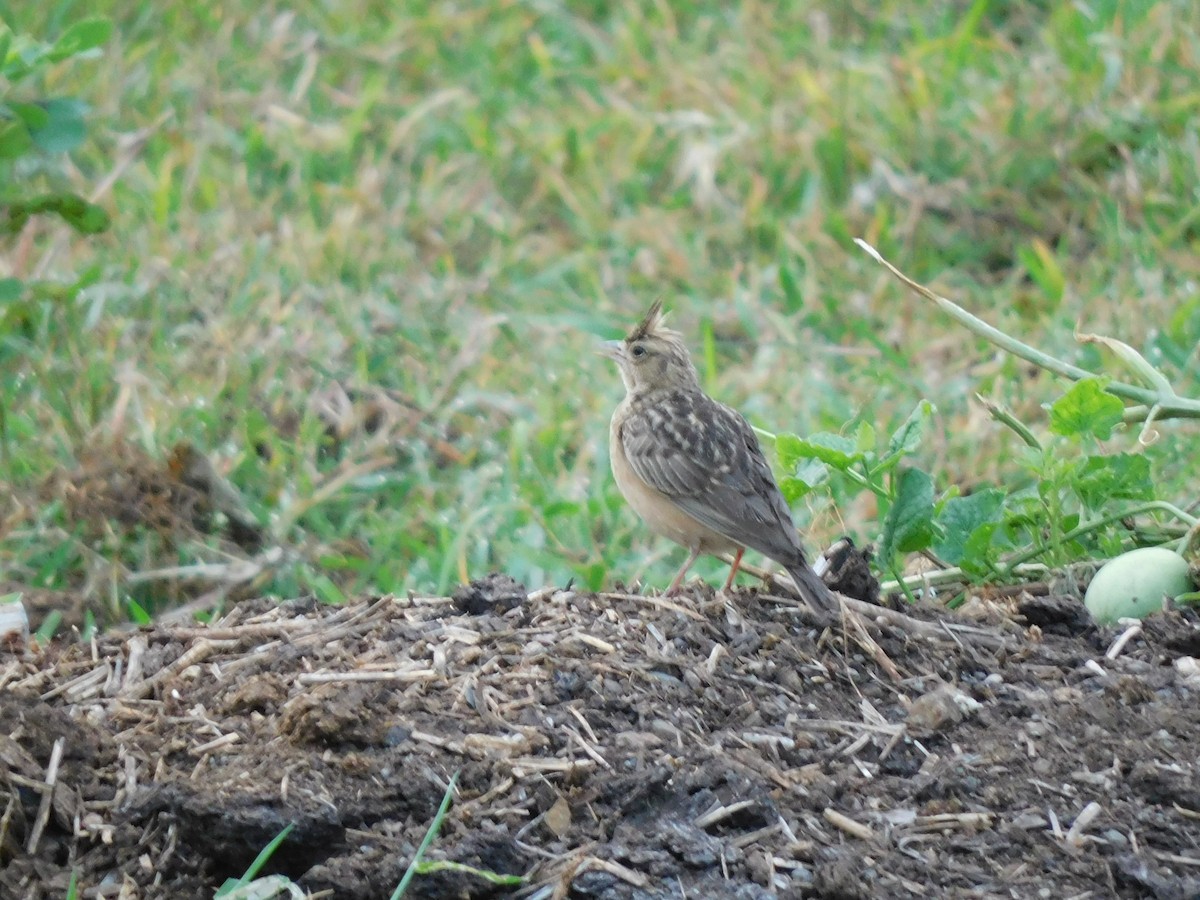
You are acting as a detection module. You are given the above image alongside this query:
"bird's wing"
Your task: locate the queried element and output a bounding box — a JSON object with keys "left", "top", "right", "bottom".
{"left": 620, "top": 390, "right": 805, "bottom": 564}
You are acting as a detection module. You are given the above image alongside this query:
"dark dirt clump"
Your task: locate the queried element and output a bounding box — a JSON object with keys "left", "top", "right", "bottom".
{"left": 2, "top": 582, "right": 1199, "bottom": 898}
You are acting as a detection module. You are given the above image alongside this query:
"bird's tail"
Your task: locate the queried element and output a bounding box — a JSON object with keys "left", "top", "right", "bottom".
{"left": 785, "top": 563, "right": 836, "bottom": 615}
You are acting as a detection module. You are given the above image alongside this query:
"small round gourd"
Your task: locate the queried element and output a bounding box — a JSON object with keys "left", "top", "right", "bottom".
{"left": 1083, "top": 547, "right": 1192, "bottom": 625}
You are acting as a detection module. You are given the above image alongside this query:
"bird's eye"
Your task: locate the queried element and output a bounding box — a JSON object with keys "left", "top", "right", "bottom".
{"left": 631, "top": 344, "right": 647, "bottom": 358}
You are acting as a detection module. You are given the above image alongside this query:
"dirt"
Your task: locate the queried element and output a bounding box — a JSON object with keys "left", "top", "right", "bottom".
{"left": 3, "top": 577, "right": 1200, "bottom": 899}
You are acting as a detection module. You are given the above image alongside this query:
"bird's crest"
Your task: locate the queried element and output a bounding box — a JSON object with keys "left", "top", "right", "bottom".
{"left": 626, "top": 298, "right": 676, "bottom": 342}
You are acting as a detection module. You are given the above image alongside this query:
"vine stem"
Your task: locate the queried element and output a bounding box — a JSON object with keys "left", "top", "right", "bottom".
{"left": 854, "top": 239, "right": 1200, "bottom": 420}
{"left": 1000, "top": 501, "right": 1198, "bottom": 571}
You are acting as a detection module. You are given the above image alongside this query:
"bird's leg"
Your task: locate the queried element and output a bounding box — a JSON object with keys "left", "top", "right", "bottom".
{"left": 722, "top": 547, "right": 745, "bottom": 591}
{"left": 665, "top": 547, "right": 702, "bottom": 596}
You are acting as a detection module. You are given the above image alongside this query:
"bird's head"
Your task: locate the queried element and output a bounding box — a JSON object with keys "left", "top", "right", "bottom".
{"left": 600, "top": 299, "right": 700, "bottom": 395}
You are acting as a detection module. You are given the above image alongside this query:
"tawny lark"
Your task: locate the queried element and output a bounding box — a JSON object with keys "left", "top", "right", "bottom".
{"left": 603, "top": 300, "right": 834, "bottom": 614}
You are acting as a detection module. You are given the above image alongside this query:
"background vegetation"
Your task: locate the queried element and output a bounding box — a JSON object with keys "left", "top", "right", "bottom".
{"left": 3, "top": 1, "right": 1198, "bottom": 625}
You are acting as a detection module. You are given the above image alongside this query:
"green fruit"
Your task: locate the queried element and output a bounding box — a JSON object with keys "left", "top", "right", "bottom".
{"left": 1083, "top": 547, "right": 1193, "bottom": 625}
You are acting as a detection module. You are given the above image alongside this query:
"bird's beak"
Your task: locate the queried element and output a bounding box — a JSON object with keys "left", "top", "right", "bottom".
{"left": 597, "top": 340, "right": 624, "bottom": 361}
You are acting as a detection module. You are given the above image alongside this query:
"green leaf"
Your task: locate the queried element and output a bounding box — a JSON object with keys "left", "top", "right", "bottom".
{"left": 9, "top": 101, "right": 49, "bottom": 130}
{"left": 779, "top": 478, "right": 807, "bottom": 503}
{"left": 4, "top": 193, "right": 110, "bottom": 234}
{"left": 0, "top": 278, "right": 23, "bottom": 304}
{"left": 0, "top": 119, "right": 33, "bottom": 159}
{"left": 48, "top": 18, "right": 112, "bottom": 62}
{"left": 1071, "top": 453, "right": 1153, "bottom": 510}
{"left": 774, "top": 433, "right": 804, "bottom": 469}
{"left": 880, "top": 468, "right": 936, "bottom": 562}
{"left": 0, "top": 32, "right": 46, "bottom": 83}
{"left": 29, "top": 98, "right": 87, "bottom": 153}
{"left": 934, "top": 489, "right": 1006, "bottom": 565}
{"left": 777, "top": 431, "right": 861, "bottom": 471}
{"left": 958, "top": 522, "right": 1002, "bottom": 576}
{"left": 885, "top": 399, "right": 935, "bottom": 459}
{"left": 780, "top": 458, "right": 828, "bottom": 502}
{"left": 1049, "top": 377, "right": 1124, "bottom": 440}
{"left": 127, "top": 598, "right": 151, "bottom": 625}
{"left": 854, "top": 420, "right": 876, "bottom": 454}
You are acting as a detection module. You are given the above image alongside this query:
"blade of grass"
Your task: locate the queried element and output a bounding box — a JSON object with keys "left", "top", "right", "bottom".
{"left": 214, "top": 822, "right": 296, "bottom": 898}
{"left": 390, "top": 771, "right": 459, "bottom": 900}
{"left": 412, "top": 859, "right": 523, "bottom": 886}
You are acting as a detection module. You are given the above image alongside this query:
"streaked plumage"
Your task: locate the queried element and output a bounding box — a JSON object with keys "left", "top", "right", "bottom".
{"left": 602, "top": 301, "right": 834, "bottom": 614}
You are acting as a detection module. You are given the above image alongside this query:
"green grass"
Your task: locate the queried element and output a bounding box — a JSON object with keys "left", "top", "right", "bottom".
{"left": 3, "top": 1, "right": 1199, "bottom": 621}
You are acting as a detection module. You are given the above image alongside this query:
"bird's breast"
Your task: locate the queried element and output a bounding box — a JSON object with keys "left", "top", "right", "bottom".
{"left": 609, "top": 411, "right": 735, "bottom": 554}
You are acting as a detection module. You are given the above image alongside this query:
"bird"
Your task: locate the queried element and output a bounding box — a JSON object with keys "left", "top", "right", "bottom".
{"left": 601, "top": 299, "right": 835, "bottom": 614}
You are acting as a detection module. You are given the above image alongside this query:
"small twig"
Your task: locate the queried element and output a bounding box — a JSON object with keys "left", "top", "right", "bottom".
{"left": 1083, "top": 659, "right": 1107, "bottom": 678}
{"left": 731, "top": 822, "right": 782, "bottom": 849}
{"left": 1105, "top": 624, "right": 1142, "bottom": 661}
{"left": 760, "top": 573, "right": 1009, "bottom": 650}
{"left": 845, "top": 609, "right": 903, "bottom": 682}
{"left": 126, "top": 548, "right": 286, "bottom": 585}
{"left": 297, "top": 669, "right": 439, "bottom": 685}
{"left": 1150, "top": 850, "right": 1200, "bottom": 868}
{"left": 193, "top": 732, "right": 240, "bottom": 754}
{"left": 130, "top": 547, "right": 294, "bottom": 626}
{"left": 26, "top": 738, "right": 65, "bottom": 855}
{"left": 569, "top": 633, "right": 616, "bottom": 654}
{"left": 1047, "top": 807, "right": 1064, "bottom": 840}
{"left": 696, "top": 799, "right": 756, "bottom": 829}
{"left": 119, "top": 638, "right": 239, "bottom": 700}
{"left": 577, "top": 857, "right": 648, "bottom": 888}
{"left": 1064, "top": 801, "right": 1103, "bottom": 848}
{"left": 565, "top": 706, "right": 601, "bottom": 745}
{"left": 597, "top": 591, "right": 705, "bottom": 621}
{"left": 273, "top": 454, "right": 395, "bottom": 537}
{"left": 823, "top": 808, "right": 875, "bottom": 841}
{"left": 563, "top": 725, "right": 614, "bottom": 773}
